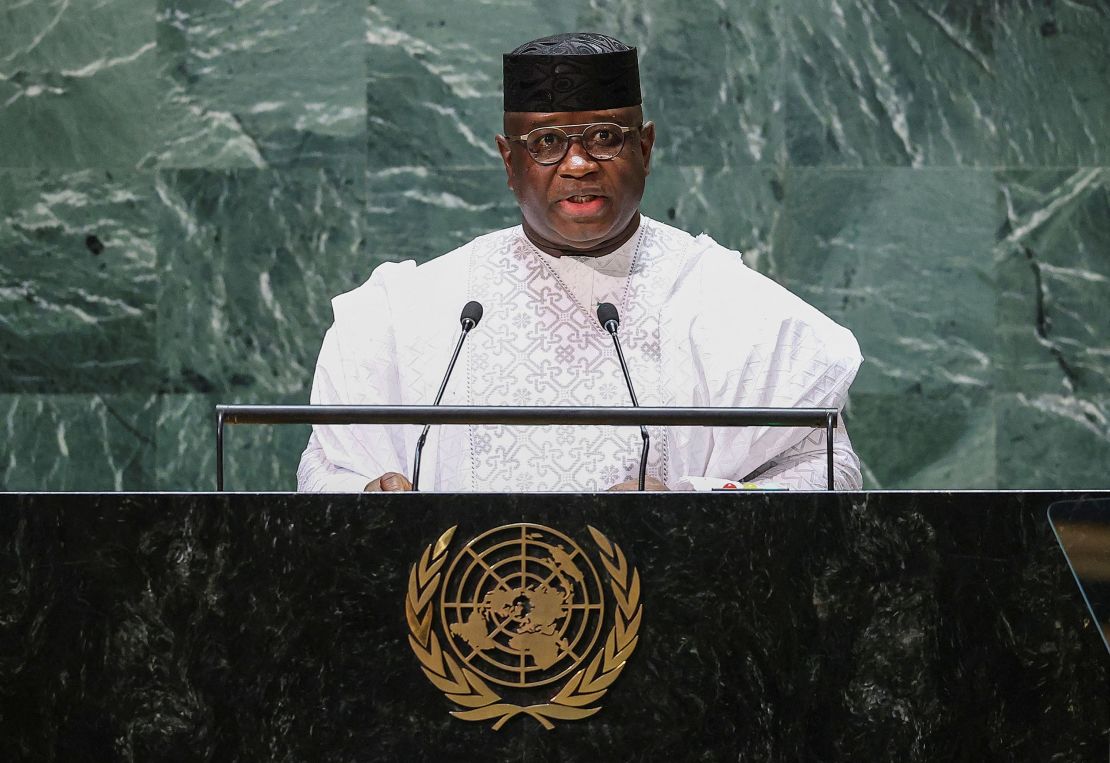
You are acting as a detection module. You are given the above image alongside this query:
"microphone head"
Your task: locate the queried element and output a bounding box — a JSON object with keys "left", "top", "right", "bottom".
{"left": 460, "top": 300, "right": 484, "bottom": 328}
{"left": 597, "top": 302, "right": 620, "bottom": 332}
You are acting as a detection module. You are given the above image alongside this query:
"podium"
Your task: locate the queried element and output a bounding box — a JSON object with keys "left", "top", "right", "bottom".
{"left": 1, "top": 491, "right": 1106, "bottom": 760}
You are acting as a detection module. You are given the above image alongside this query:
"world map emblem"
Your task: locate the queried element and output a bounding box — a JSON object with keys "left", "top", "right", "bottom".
{"left": 405, "top": 523, "right": 642, "bottom": 729}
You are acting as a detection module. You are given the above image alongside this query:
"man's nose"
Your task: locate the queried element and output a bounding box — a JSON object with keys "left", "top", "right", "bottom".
{"left": 558, "top": 137, "right": 599, "bottom": 176}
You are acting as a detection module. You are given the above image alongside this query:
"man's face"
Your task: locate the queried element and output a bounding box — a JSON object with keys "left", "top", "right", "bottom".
{"left": 496, "top": 106, "right": 655, "bottom": 254}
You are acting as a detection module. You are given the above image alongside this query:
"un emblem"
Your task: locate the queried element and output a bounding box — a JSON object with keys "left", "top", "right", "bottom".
{"left": 405, "top": 524, "right": 642, "bottom": 729}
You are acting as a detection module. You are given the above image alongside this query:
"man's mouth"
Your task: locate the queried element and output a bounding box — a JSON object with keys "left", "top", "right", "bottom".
{"left": 557, "top": 194, "right": 607, "bottom": 216}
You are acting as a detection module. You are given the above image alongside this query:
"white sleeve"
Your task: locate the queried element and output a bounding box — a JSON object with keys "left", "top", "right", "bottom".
{"left": 669, "top": 239, "right": 864, "bottom": 487}
{"left": 743, "top": 417, "right": 862, "bottom": 490}
{"left": 297, "top": 430, "right": 375, "bottom": 492}
{"left": 295, "top": 327, "right": 386, "bottom": 493}
{"left": 296, "top": 265, "right": 412, "bottom": 492}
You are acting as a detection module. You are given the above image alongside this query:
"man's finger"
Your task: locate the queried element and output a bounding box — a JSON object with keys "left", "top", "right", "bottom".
{"left": 365, "top": 472, "right": 413, "bottom": 492}
{"left": 380, "top": 472, "right": 413, "bottom": 491}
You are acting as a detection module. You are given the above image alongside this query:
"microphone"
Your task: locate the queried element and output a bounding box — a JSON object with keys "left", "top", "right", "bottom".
{"left": 459, "top": 300, "right": 483, "bottom": 331}
{"left": 596, "top": 302, "right": 650, "bottom": 491}
{"left": 411, "top": 301, "right": 483, "bottom": 491}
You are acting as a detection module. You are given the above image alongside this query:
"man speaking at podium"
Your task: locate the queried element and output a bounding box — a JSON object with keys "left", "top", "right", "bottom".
{"left": 297, "top": 33, "right": 862, "bottom": 493}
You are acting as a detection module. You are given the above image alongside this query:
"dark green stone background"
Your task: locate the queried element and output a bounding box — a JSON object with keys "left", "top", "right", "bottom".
{"left": 1, "top": 0, "right": 1108, "bottom": 490}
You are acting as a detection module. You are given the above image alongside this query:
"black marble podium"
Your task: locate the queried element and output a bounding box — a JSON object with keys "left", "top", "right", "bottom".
{"left": 1, "top": 491, "right": 1107, "bottom": 761}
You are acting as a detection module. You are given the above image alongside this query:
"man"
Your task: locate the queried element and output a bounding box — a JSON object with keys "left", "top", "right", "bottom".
{"left": 297, "top": 32, "right": 862, "bottom": 493}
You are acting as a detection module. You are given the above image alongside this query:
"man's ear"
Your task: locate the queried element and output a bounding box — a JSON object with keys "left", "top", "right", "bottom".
{"left": 495, "top": 134, "right": 514, "bottom": 189}
{"left": 639, "top": 121, "right": 656, "bottom": 175}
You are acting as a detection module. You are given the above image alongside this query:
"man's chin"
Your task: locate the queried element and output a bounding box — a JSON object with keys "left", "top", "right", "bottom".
{"left": 544, "top": 221, "right": 623, "bottom": 249}
{"left": 522, "top": 212, "right": 639, "bottom": 256}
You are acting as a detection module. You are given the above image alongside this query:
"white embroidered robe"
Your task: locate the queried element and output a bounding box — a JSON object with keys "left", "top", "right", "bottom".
{"left": 297, "top": 216, "right": 863, "bottom": 492}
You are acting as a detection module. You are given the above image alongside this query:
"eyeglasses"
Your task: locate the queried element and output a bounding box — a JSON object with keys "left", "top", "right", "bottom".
{"left": 507, "top": 122, "right": 641, "bottom": 165}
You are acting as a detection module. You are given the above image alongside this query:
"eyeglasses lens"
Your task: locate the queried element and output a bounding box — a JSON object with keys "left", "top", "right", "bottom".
{"left": 524, "top": 123, "right": 625, "bottom": 164}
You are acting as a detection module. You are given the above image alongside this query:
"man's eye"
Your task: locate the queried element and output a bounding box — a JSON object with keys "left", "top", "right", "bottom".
{"left": 540, "top": 134, "right": 557, "bottom": 145}
{"left": 596, "top": 130, "right": 612, "bottom": 141}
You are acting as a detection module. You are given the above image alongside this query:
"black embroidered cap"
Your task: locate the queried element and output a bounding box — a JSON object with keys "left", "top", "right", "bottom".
{"left": 503, "top": 33, "right": 641, "bottom": 112}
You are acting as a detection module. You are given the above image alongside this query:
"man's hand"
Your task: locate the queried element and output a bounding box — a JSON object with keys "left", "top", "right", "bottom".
{"left": 364, "top": 472, "right": 413, "bottom": 492}
{"left": 607, "top": 476, "right": 669, "bottom": 492}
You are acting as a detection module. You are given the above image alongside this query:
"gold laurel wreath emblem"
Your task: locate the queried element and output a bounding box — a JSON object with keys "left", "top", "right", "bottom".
{"left": 404, "top": 525, "right": 642, "bottom": 730}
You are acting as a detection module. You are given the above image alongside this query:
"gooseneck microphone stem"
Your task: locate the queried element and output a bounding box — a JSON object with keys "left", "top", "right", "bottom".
{"left": 598, "top": 303, "right": 649, "bottom": 492}
{"left": 412, "top": 323, "right": 470, "bottom": 491}
{"left": 412, "top": 302, "right": 483, "bottom": 491}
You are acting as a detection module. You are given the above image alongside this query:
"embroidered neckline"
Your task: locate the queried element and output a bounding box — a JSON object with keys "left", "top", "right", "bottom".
{"left": 522, "top": 221, "right": 647, "bottom": 335}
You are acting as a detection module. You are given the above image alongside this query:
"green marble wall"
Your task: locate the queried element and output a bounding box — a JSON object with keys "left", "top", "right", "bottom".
{"left": 1, "top": 0, "right": 1107, "bottom": 490}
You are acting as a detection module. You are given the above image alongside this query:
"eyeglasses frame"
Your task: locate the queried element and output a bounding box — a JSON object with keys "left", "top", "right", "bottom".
{"left": 506, "top": 122, "right": 644, "bottom": 165}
